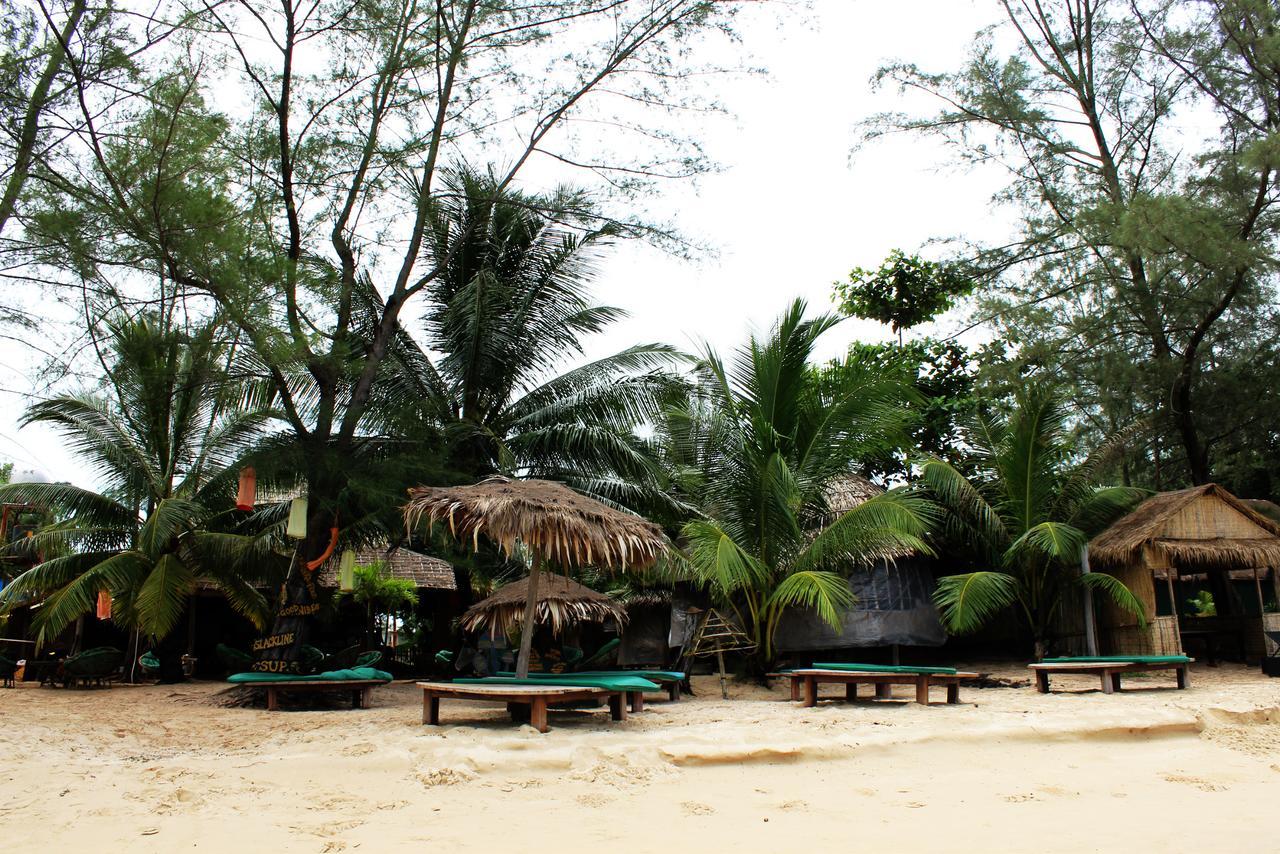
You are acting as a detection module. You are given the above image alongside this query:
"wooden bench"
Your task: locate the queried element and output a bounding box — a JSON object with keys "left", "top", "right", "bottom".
{"left": 1028, "top": 660, "right": 1192, "bottom": 694}
{"left": 417, "top": 682, "right": 638, "bottom": 733}
{"left": 785, "top": 669, "right": 978, "bottom": 707}
{"left": 248, "top": 679, "right": 386, "bottom": 711}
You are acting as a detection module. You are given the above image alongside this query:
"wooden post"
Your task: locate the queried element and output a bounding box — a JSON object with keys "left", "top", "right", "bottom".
{"left": 514, "top": 553, "right": 542, "bottom": 679}
{"left": 1165, "top": 570, "right": 1182, "bottom": 653}
{"left": 530, "top": 697, "right": 548, "bottom": 733}
{"left": 914, "top": 676, "right": 930, "bottom": 705}
{"left": 716, "top": 648, "right": 728, "bottom": 700}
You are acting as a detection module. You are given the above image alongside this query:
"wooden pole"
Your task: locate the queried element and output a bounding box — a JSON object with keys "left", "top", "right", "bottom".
{"left": 1165, "top": 570, "right": 1181, "bottom": 654}
{"left": 514, "top": 552, "right": 542, "bottom": 679}
{"left": 716, "top": 648, "right": 728, "bottom": 700}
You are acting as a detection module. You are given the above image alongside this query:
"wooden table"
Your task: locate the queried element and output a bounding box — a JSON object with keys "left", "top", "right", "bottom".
{"left": 785, "top": 669, "right": 978, "bottom": 707}
{"left": 248, "top": 679, "right": 386, "bottom": 711}
{"left": 1028, "top": 660, "right": 1192, "bottom": 694}
{"left": 418, "top": 682, "right": 636, "bottom": 733}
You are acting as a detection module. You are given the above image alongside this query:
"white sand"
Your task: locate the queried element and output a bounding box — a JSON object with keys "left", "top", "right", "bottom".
{"left": 2, "top": 663, "right": 1278, "bottom": 852}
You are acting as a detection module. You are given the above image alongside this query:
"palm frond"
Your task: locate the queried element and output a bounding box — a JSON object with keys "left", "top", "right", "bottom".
{"left": 1079, "top": 572, "right": 1147, "bottom": 627}
{"left": 932, "top": 571, "right": 1020, "bottom": 635}
{"left": 766, "top": 570, "right": 854, "bottom": 630}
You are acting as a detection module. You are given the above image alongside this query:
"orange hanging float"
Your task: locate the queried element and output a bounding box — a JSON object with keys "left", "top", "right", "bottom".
{"left": 96, "top": 590, "right": 112, "bottom": 620}
{"left": 235, "top": 466, "right": 257, "bottom": 511}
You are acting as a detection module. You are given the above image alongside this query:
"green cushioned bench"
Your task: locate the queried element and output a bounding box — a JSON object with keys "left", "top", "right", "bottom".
{"left": 496, "top": 670, "right": 686, "bottom": 701}
{"left": 228, "top": 666, "right": 392, "bottom": 710}
{"left": 1028, "top": 656, "right": 1193, "bottom": 694}
{"left": 781, "top": 665, "right": 978, "bottom": 706}
{"left": 420, "top": 676, "right": 647, "bottom": 733}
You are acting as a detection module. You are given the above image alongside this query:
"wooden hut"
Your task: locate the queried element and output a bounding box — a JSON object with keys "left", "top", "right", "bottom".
{"left": 1088, "top": 484, "right": 1280, "bottom": 660}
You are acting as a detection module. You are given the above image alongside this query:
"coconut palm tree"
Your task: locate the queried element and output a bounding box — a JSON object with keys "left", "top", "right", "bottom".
{"left": 673, "top": 299, "right": 935, "bottom": 666}
{"left": 375, "top": 168, "right": 685, "bottom": 513}
{"left": 0, "top": 313, "right": 274, "bottom": 644}
{"left": 922, "top": 383, "right": 1148, "bottom": 658}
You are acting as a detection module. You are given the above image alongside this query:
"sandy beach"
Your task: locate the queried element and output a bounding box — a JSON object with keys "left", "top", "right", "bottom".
{"left": 2, "top": 664, "right": 1277, "bottom": 853}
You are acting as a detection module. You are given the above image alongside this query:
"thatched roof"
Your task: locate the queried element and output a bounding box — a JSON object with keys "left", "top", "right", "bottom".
{"left": 1089, "top": 483, "right": 1280, "bottom": 572}
{"left": 403, "top": 476, "right": 666, "bottom": 570}
{"left": 822, "top": 473, "right": 883, "bottom": 518}
{"left": 460, "top": 573, "right": 626, "bottom": 635}
{"left": 316, "top": 545, "right": 456, "bottom": 591}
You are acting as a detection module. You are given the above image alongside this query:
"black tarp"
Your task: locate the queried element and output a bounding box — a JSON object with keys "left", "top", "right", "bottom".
{"left": 772, "top": 559, "right": 946, "bottom": 651}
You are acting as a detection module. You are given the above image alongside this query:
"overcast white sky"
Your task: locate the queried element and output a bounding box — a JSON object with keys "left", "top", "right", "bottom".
{"left": 0, "top": 0, "right": 1016, "bottom": 487}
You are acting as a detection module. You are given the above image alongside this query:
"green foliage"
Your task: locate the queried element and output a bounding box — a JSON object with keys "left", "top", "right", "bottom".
{"left": 922, "top": 383, "right": 1147, "bottom": 656}
{"left": 0, "top": 314, "right": 275, "bottom": 643}
{"left": 667, "top": 299, "right": 935, "bottom": 666}
{"left": 869, "top": 0, "right": 1280, "bottom": 494}
{"left": 341, "top": 560, "right": 418, "bottom": 649}
{"left": 827, "top": 339, "right": 979, "bottom": 482}
{"left": 833, "top": 250, "right": 972, "bottom": 338}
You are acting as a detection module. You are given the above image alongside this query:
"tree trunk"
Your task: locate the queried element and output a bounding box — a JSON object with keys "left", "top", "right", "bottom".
{"left": 252, "top": 495, "right": 335, "bottom": 674}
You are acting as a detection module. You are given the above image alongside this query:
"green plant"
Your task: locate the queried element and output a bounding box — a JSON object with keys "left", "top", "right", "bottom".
{"left": 341, "top": 560, "right": 418, "bottom": 650}
{"left": 0, "top": 314, "right": 273, "bottom": 643}
{"left": 833, "top": 250, "right": 972, "bottom": 343}
{"left": 670, "top": 299, "right": 935, "bottom": 667}
{"left": 1186, "top": 590, "right": 1216, "bottom": 618}
{"left": 923, "top": 383, "right": 1149, "bottom": 658}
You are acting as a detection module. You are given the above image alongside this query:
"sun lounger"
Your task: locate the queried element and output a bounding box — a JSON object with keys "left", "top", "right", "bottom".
{"left": 227, "top": 666, "right": 393, "bottom": 710}
{"left": 419, "top": 681, "right": 637, "bottom": 733}
{"left": 62, "top": 646, "right": 124, "bottom": 687}
{"left": 783, "top": 664, "right": 978, "bottom": 706}
{"left": 1028, "top": 655, "right": 1193, "bottom": 694}
{"left": 459, "top": 674, "right": 658, "bottom": 713}
{"left": 497, "top": 669, "right": 686, "bottom": 701}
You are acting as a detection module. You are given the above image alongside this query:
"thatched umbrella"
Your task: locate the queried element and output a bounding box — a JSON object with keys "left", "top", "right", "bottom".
{"left": 460, "top": 573, "right": 627, "bottom": 637}
{"left": 403, "top": 476, "right": 666, "bottom": 677}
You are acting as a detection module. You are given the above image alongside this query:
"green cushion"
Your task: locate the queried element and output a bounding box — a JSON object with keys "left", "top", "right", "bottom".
{"left": 139, "top": 652, "right": 161, "bottom": 669}
{"left": 227, "top": 666, "right": 392, "bottom": 684}
{"left": 811, "top": 662, "right": 958, "bottom": 675}
{"left": 579, "top": 638, "right": 621, "bottom": 667}
{"left": 459, "top": 674, "right": 659, "bottom": 692}
{"left": 1040, "top": 655, "right": 1190, "bottom": 665}
{"left": 500, "top": 670, "right": 684, "bottom": 685}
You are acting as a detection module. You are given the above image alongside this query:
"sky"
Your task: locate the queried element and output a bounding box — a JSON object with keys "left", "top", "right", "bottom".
{"left": 0, "top": 0, "right": 1016, "bottom": 488}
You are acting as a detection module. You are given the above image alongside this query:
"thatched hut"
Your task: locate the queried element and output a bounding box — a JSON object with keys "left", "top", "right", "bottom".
{"left": 460, "top": 573, "right": 626, "bottom": 636}
{"left": 1088, "top": 484, "right": 1280, "bottom": 659}
{"left": 772, "top": 474, "right": 946, "bottom": 654}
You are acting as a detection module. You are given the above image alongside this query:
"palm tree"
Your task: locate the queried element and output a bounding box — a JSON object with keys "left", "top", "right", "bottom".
{"left": 672, "top": 299, "right": 935, "bottom": 666}
{"left": 922, "top": 383, "right": 1148, "bottom": 658}
{"left": 377, "top": 168, "right": 684, "bottom": 512}
{"left": 0, "top": 314, "right": 273, "bottom": 645}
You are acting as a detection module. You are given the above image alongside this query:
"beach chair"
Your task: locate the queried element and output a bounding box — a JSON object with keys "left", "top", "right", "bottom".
{"left": 422, "top": 673, "right": 660, "bottom": 732}
{"left": 227, "top": 666, "right": 393, "bottom": 711}
{"left": 785, "top": 663, "right": 978, "bottom": 706}
{"left": 62, "top": 647, "right": 124, "bottom": 688}
{"left": 137, "top": 650, "right": 161, "bottom": 679}
{"left": 0, "top": 653, "right": 17, "bottom": 688}
{"left": 355, "top": 650, "right": 382, "bottom": 668}
{"left": 1028, "top": 655, "right": 1192, "bottom": 693}
{"left": 574, "top": 638, "right": 621, "bottom": 670}
{"left": 216, "top": 644, "right": 254, "bottom": 675}
{"left": 499, "top": 669, "right": 687, "bottom": 701}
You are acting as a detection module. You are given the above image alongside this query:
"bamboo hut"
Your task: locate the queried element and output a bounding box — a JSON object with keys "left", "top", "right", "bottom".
{"left": 460, "top": 573, "right": 626, "bottom": 636}
{"left": 1088, "top": 484, "right": 1280, "bottom": 659}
